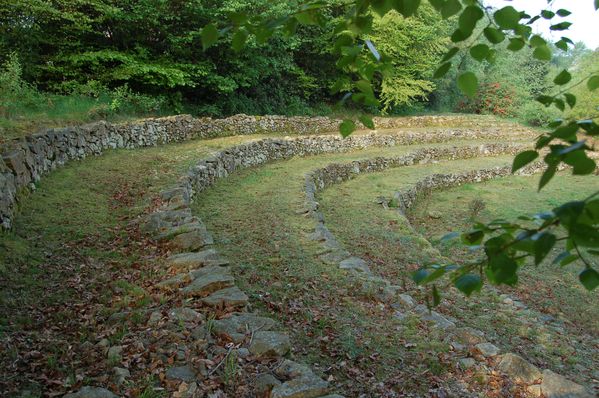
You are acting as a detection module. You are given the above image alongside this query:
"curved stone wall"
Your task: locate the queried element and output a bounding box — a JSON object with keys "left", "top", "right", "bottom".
{"left": 0, "top": 112, "right": 531, "bottom": 228}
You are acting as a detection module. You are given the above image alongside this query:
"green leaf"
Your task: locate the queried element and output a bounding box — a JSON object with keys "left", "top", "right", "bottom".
{"left": 470, "top": 44, "right": 490, "bottom": 61}
{"left": 395, "top": 0, "right": 422, "bottom": 17}
{"left": 555, "top": 39, "right": 569, "bottom": 51}
{"left": 550, "top": 22, "right": 572, "bottom": 31}
{"left": 556, "top": 9, "right": 571, "bottom": 17}
{"left": 412, "top": 268, "right": 429, "bottom": 284}
{"left": 441, "top": 0, "right": 462, "bottom": 19}
{"left": 530, "top": 35, "right": 547, "bottom": 47}
{"left": 201, "top": 23, "right": 219, "bottom": 51}
{"left": 483, "top": 27, "right": 505, "bottom": 44}
{"left": 359, "top": 115, "right": 375, "bottom": 129}
{"left": 534, "top": 232, "right": 556, "bottom": 265}
{"left": 457, "top": 72, "right": 478, "bottom": 98}
{"left": 596, "top": 0, "right": 599, "bottom": 11}
{"left": 588, "top": 75, "right": 599, "bottom": 91}
{"left": 507, "top": 38, "right": 525, "bottom": 51}
{"left": 231, "top": 29, "right": 249, "bottom": 52}
{"left": 339, "top": 119, "right": 356, "bottom": 138}
{"left": 442, "top": 47, "right": 459, "bottom": 62}
{"left": 554, "top": 251, "right": 578, "bottom": 267}
{"left": 459, "top": 6, "right": 484, "bottom": 34}
{"left": 433, "top": 62, "right": 452, "bottom": 79}
{"left": 533, "top": 45, "right": 552, "bottom": 61}
{"left": 564, "top": 93, "right": 576, "bottom": 108}
{"left": 462, "top": 229, "right": 484, "bottom": 245}
{"left": 579, "top": 268, "right": 599, "bottom": 290}
{"left": 494, "top": 6, "right": 521, "bottom": 29}
{"left": 487, "top": 253, "right": 519, "bottom": 286}
{"left": 541, "top": 10, "right": 555, "bottom": 19}
{"left": 512, "top": 150, "right": 539, "bottom": 172}
{"left": 432, "top": 285, "right": 441, "bottom": 306}
{"left": 554, "top": 69, "right": 572, "bottom": 85}
{"left": 454, "top": 274, "right": 483, "bottom": 296}
{"left": 564, "top": 151, "right": 596, "bottom": 175}
{"left": 539, "top": 164, "right": 557, "bottom": 190}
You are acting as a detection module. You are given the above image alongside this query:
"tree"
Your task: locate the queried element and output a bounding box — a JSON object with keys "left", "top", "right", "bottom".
{"left": 202, "top": 0, "right": 599, "bottom": 299}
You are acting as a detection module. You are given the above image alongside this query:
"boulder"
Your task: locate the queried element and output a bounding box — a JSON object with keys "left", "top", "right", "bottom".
{"left": 182, "top": 266, "right": 234, "bottom": 297}
{"left": 496, "top": 353, "right": 541, "bottom": 384}
{"left": 166, "top": 250, "right": 229, "bottom": 272}
{"left": 166, "top": 365, "right": 197, "bottom": 383}
{"left": 201, "top": 286, "right": 249, "bottom": 308}
{"left": 339, "top": 257, "right": 370, "bottom": 273}
{"left": 475, "top": 342, "right": 500, "bottom": 357}
{"left": 64, "top": 387, "right": 117, "bottom": 398}
{"left": 249, "top": 331, "right": 291, "bottom": 357}
{"left": 540, "top": 369, "right": 593, "bottom": 398}
{"left": 270, "top": 375, "right": 329, "bottom": 398}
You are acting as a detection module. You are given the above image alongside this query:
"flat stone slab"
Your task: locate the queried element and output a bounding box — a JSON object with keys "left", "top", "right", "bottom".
{"left": 64, "top": 387, "right": 117, "bottom": 398}
{"left": 201, "top": 286, "right": 249, "bottom": 308}
{"left": 167, "top": 228, "right": 213, "bottom": 252}
{"left": 540, "top": 369, "right": 593, "bottom": 398}
{"left": 475, "top": 342, "right": 500, "bottom": 357}
{"left": 271, "top": 375, "right": 329, "bottom": 398}
{"left": 213, "top": 313, "right": 277, "bottom": 343}
{"left": 182, "top": 266, "right": 234, "bottom": 297}
{"left": 166, "top": 365, "right": 196, "bottom": 383}
{"left": 168, "top": 307, "right": 204, "bottom": 323}
{"left": 496, "top": 353, "right": 542, "bottom": 384}
{"left": 339, "top": 257, "right": 370, "bottom": 273}
{"left": 166, "top": 249, "right": 229, "bottom": 272}
{"left": 156, "top": 273, "right": 191, "bottom": 291}
{"left": 249, "top": 331, "right": 291, "bottom": 357}
{"left": 451, "top": 327, "right": 485, "bottom": 346}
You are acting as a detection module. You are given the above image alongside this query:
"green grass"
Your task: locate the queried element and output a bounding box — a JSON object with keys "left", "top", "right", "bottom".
{"left": 319, "top": 169, "right": 599, "bottom": 388}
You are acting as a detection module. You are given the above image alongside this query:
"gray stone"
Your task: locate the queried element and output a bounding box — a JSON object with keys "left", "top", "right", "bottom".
{"left": 274, "top": 360, "right": 315, "bottom": 380}
{"left": 64, "top": 387, "right": 117, "bottom": 398}
{"left": 213, "top": 313, "right": 277, "bottom": 343}
{"left": 249, "top": 331, "right": 291, "bottom": 357}
{"left": 270, "top": 375, "right": 329, "bottom": 398}
{"left": 107, "top": 346, "right": 122, "bottom": 361}
{"left": 182, "top": 266, "right": 234, "bottom": 297}
{"left": 166, "top": 250, "right": 229, "bottom": 272}
{"left": 458, "top": 358, "right": 476, "bottom": 370}
{"left": 451, "top": 327, "right": 486, "bottom": 346}
{"left": 167, "top": 228, "right": 213, "bottom": 251}
{"left": 420, "top": 310, "right": 456, "bottom": 329}
{"left": 255, "top": 373, "right": 282, "bottom": 395}
{"left": 166, "top": 365, "right": 196, "bottom": 383}
{"left": 156, "top": 273, "right": 191, "bottom": 291}
{"left": 168, "top": 307, "right": 204, "bottom": 323}
{"left": 339, "top": 257, "right": 370, "bottom": 273}
{"left": 475, "top": 342, "right": 500, "bottom": 357}
{"left": 540, "top": 369, "right": 593, "bottom": 398}
{"left": 201, "top": 286, "right": 249, "bottom": 308}
{"left": 496, "top": 353, "right": 542, "bottom": 384}
{"left": 113, "top": 367, "right": 130, "bottom": 385}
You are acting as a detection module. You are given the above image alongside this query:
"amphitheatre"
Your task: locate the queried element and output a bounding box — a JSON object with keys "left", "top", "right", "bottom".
{"left": 0, "top": 113, "right": 596, "bottom": 397}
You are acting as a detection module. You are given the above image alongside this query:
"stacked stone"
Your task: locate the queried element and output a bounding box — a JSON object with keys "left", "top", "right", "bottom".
{"left": 301, "top": 147, "right": 594, "bottom": 398}
{"left": 1, "top": 111, "right": 536, "bottom": 229}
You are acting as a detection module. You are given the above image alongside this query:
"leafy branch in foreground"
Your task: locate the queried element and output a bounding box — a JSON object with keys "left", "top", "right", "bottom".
{"left": 201, "top": 0, "right": 599, "bottom": 300}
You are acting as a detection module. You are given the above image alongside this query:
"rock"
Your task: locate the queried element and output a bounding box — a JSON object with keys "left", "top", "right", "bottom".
{"left": 166, "top": 366, "right": 196, "bottom": 383}
{"left": 147, "top": 311, "right": 162, "bottom": 325}
{"left": 182, "top": 266, "right": 234, "bottom": 297}
{"left": 113, "top": 367, "right": 130, "bottom": 385}
{"left": 213, "top": 313, "right": 277, "bottom": 343}
{"left": 420, "top": 310, "right": 456, "bottom": 329}
{"left": 396, "top": 294, "right": 415, "bottom": 309}
{"left": 428, "top": 210, "right": 443, "bottom": 219}
{"left": 475, "top": 342, "right": 500, "bottom": 357}
{"left": 527, "top": 385, "right": 542, "bottom": 397}
{"left": 318, "top": 395, "right": 345, "bottom": 398}
{"left": 451, "top": 327, "right": 486, "bottom": 346}
{"left": 249, "top": 331, "right": 291, "bottom": 357}
{"left": 166, "top": 249, "right": 229, "bottom": 272}
{"left": 496, "top": 353, "right": 542, "bottom": 384}
{"left": 64, "top": 387, "right": 117, "bottom": 398}
{"left": 255, "top": 373, "right": 282, "bottom": 395}
{"left": 540, "top": 369, "right": 593, "bottom": 398}
{"left": 274, "top": 360, "right": 315, "bottom": 380}
{"left": 236, "top": 348, "right": 250, "bottom": 358}
{"left": 167, "top": 228, "right": 213, "bottom": 251}
{"left": 156, "top": 273, "right": 191, "bottom": 291}
{"left": 458, "top": 358, "right": 476, "bottom": 370}
{"left": 201, "top": 286, "right": 249, "bottom": 308}
{"left": 107, "top": 346, "right": 122, "bottom": 361}
{"left": 270, "top": 375, "right": 329, "bottom": 398}
{"left": 168, "top": 307, "right": 204, "bottom": 323}
{"left": 339, "top": 257, "right": 370, "bottom": 273}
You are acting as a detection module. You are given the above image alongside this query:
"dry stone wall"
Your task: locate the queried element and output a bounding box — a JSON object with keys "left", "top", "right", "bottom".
{"left": 301, "top": 150, "right": 594, "bottom": 398}
{"left": 0, "top": 113, "right": 530, "bottom": 229}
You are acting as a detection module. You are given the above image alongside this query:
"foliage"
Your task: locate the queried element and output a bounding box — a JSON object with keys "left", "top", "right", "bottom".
{"left": 205, "top": 0, "right": 599, "bottom": 300}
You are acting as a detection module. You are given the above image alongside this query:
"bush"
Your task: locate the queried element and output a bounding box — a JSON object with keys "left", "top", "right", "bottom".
{"left": 456, "top": 82, "right": 516, "bottom": 117}
{"left": 517, "top": 101, "right": 561, "bottom": 127}
{"left": 0, "top": 53, "right": 44, "bottom": 117}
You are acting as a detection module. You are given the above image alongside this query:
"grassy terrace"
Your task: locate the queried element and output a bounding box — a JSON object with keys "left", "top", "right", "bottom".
{"left": 2, "top": 117, "right": 594, "bottom": 397}
{"left": 319, "top": 170, "right": 599, "bottom": 389}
